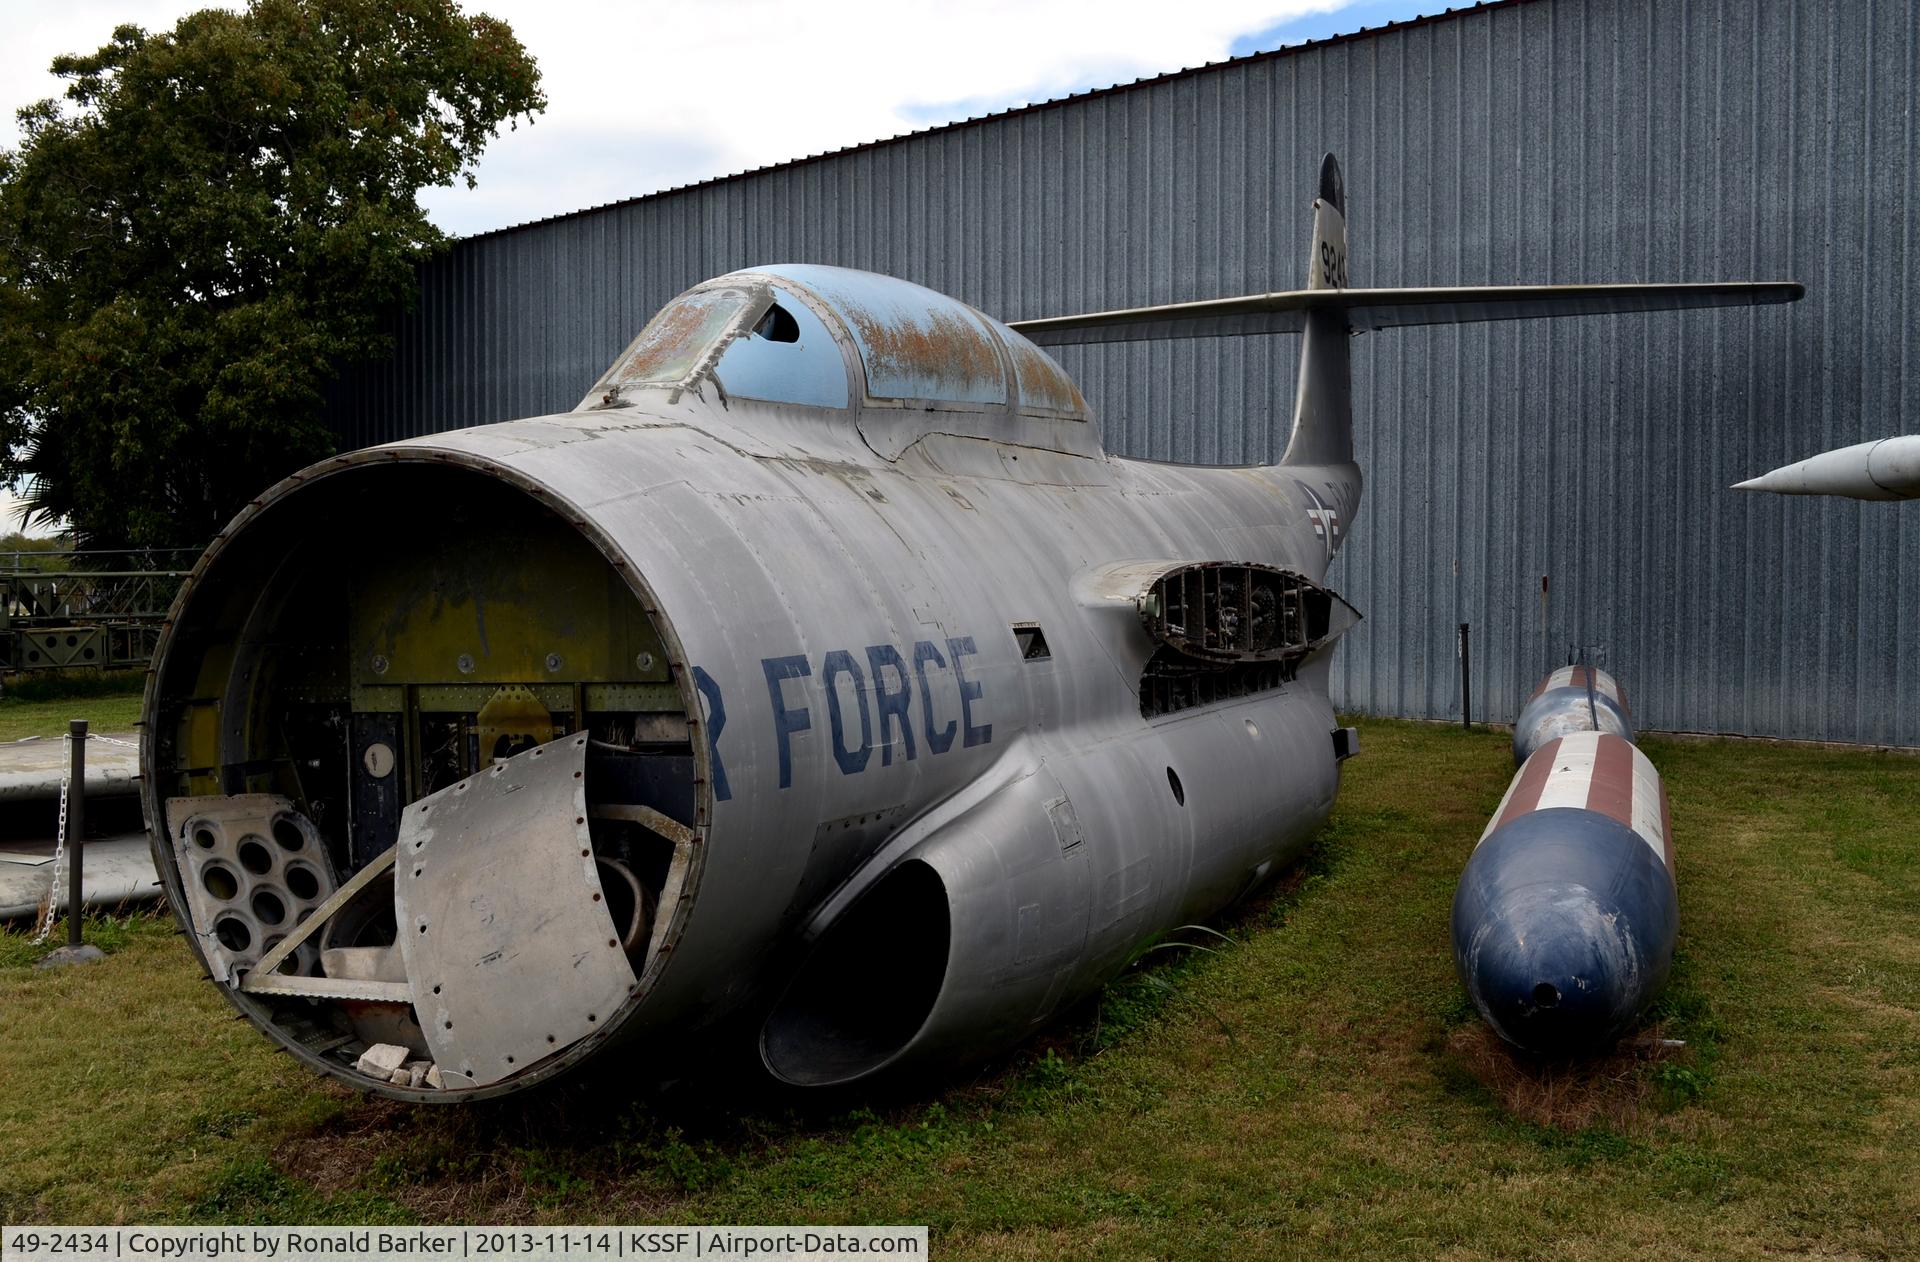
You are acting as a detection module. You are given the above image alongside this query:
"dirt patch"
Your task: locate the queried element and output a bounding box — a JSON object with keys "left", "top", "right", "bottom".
{"left": 1441, "top": 1022, "right": 1691, "bottom": 1133}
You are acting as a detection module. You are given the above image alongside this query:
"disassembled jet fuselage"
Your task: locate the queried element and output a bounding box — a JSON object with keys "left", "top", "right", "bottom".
{"left": 144, "top": 156, "right": 1797, "bottom": 1099}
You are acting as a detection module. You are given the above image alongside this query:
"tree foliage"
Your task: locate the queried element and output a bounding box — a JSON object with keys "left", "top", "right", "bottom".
{"left": 0, "top": 0, "right": 545, "bottom": 546}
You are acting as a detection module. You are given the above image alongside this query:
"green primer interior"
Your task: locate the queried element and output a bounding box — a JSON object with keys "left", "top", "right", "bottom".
{"left": 155, "top": 464, "right": 684, "bottom": 828}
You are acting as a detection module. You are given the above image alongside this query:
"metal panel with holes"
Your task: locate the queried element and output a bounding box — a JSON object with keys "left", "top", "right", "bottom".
{"left": 164, "top": 796, "right": 336, "bottom": 982}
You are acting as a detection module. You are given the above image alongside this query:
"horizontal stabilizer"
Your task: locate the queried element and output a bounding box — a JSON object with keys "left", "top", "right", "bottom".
{"left": 1010, "top": 282, "right": 1803, "bottom": 346}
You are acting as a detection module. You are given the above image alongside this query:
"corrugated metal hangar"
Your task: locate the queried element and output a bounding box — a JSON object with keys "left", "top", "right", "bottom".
{"left": 325, "top": 0, "right": 1919, "bottom": 747}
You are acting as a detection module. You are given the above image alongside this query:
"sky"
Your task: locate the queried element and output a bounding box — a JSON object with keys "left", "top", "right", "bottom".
{"left": 0, "top": 0, "right": 1438, "bottom": 534}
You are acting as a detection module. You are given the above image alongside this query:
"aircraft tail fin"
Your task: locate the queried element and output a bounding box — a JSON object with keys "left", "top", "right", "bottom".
{"left": 1282, "top": 153, "right": 1356, "bottom": 467}
{"left": 1306, "top": 152, "right": 1348, "bottom": 293}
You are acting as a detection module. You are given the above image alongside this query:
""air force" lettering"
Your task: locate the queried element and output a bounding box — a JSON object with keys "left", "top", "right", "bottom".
{"left": 759, "top": 636, "right": 990, "bottom": 789}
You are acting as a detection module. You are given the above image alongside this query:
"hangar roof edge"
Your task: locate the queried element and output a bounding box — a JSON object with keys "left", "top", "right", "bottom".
{"left": 454, "top": 0, "right": 1533, "bottom": 246}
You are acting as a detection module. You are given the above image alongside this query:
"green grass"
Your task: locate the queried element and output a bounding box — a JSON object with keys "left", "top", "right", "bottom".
{"left": 1, "top": 719, "right": 1915, "bottom": 1258}
{"left": 0, "top": 689, "right": 143, "bottom": 741}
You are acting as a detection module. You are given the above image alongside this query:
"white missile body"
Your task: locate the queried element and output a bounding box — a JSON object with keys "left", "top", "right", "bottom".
{"left": 1733, "top": 435, "right": 1920, "bottom": 500}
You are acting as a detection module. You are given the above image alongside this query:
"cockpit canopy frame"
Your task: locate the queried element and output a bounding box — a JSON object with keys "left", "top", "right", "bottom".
{"left": 581, "top": 265, "right": 1087, "bottom": 423}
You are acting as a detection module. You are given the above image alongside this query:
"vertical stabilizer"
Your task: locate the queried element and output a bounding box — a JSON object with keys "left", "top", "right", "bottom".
{"left": 1280, "top": 153, "right": 1355, "bottom": 467}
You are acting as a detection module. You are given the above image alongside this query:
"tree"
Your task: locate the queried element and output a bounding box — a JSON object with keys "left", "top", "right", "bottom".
{"left": 0, "top": 0, "right": 545, "bottom": 546}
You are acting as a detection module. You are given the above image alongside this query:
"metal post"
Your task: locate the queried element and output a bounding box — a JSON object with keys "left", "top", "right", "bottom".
{"left": 1539, "top": 575, "right": 1550, "bottom": 675}
{"left": 67, "top": 719, "right": 86, "bottom": 946}
{"left": 1459, "top": 623, "right": 1472, "bottom": 730}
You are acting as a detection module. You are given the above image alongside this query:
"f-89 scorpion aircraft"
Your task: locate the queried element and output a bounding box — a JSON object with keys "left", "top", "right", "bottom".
{"left": 142, "top": 155, "right": 1799, "bottom": 1099}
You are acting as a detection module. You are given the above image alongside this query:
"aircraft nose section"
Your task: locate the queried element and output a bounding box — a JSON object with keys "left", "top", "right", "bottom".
{"left": 1461, "top": 885, "right": 1639, "bottom": 1054}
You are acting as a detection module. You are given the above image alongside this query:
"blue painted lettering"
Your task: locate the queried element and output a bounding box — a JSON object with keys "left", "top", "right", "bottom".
{"left": 866, "top": 644, "right": 916, "bottom": 766}
{"left": 948, "top": 636, "right": 992, "bottom": 748}
{"left": 913, "top": 639, "right": 957, "bottom": 755}
{"left": 758, "top": 636, "right": 992, "bottom": 789}
{"left": 822, "top": 649, "right": 873, "bottom": 775}
{"left": 762, "top": 655, "right": 812, "bottom": 789}
{"left": 691, "top": 665, "right": 731, "bottom": 801}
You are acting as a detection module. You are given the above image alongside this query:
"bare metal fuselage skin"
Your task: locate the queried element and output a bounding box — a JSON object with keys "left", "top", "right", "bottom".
{"left": 415, "top": 399, "right": 1351, "bottom": 1081}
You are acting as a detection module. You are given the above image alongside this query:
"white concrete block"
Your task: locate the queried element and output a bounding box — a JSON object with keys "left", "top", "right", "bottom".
{"left": 354, "top": 1042, "right": 410, "bottom": 1077}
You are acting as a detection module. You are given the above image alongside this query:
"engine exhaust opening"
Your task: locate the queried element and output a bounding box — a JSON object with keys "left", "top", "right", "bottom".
{"left": 761, "top": 860, "right": 951, "bottom": 1087}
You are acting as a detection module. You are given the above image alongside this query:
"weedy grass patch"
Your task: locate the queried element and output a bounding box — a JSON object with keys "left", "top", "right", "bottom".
{"left": 0, "top": 718, "right": 1913, "bottom": 1258}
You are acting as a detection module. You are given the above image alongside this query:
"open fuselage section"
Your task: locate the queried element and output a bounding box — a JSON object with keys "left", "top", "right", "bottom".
{"left": 145, "top": 393, "right": 1359, "bottom": 1096}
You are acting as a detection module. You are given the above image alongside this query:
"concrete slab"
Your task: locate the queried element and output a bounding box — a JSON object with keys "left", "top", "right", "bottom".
{"left": 0, "top": 733, "right": 141, "bottom": 803}
{"left": 0, "top": 833, "right": 163, "bottom": 919}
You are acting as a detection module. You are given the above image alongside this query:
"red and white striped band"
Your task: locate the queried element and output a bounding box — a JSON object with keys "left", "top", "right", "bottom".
{"left": 1530, "top": 665, "right": 1627, "bottom": 709}
{"left": 1478, "top": 731, "right": 1673, "bottom": 873}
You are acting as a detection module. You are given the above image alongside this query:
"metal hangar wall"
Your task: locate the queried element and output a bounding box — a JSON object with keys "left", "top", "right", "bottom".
{"left": 324, "top": 0, "right": 1920, "bottom": 747}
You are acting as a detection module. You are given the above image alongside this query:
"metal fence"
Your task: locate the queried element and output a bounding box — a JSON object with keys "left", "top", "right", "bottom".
{"left": 0, "top": 549, "right": 194, "bottom": 672}
{"left": 325, "top": 0, "right": 1920, "bottom": 747}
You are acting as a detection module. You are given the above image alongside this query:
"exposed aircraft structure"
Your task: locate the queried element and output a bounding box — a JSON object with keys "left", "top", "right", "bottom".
{"left": 1454, "top": 671, "right": 1676, "bottom": 1054}
{"left": 143, "top": 155, "right": 1797, "bottom": 1100}
{"left": 1733, "top": 435, "right": 1920, "bottom": 500}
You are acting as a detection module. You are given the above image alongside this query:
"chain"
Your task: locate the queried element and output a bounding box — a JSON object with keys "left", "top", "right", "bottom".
{"left": 30, "top": 735, "right": 73, "bottom": 945}
{"left": 26, "top": 732, "right": 137, "bottom": 944}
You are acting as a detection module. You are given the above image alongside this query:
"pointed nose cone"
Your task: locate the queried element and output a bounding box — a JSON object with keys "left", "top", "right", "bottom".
{"left": 1461, "top": 885, "right": 1644, "bottom": 1054}
{"left": 1732, "top": 437, "right": 1920, "bottom": 500}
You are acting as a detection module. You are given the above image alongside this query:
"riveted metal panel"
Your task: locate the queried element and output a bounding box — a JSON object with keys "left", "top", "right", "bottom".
{"left": 396, "top": 734, "right": 634, "bottom": 1089}
{"left": 326, "top": 0, "right": 1920, "bottom": 746}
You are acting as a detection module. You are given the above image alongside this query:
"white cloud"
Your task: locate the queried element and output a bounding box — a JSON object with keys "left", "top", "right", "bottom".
{"left": 420, "top": 0, "right": 1352, "bottom": 235}
{"left": 0, "top": 1, "right": 212, "bottom": 140}
{"left": 4, "top": 0, "right": 1357, "bottom": 237}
